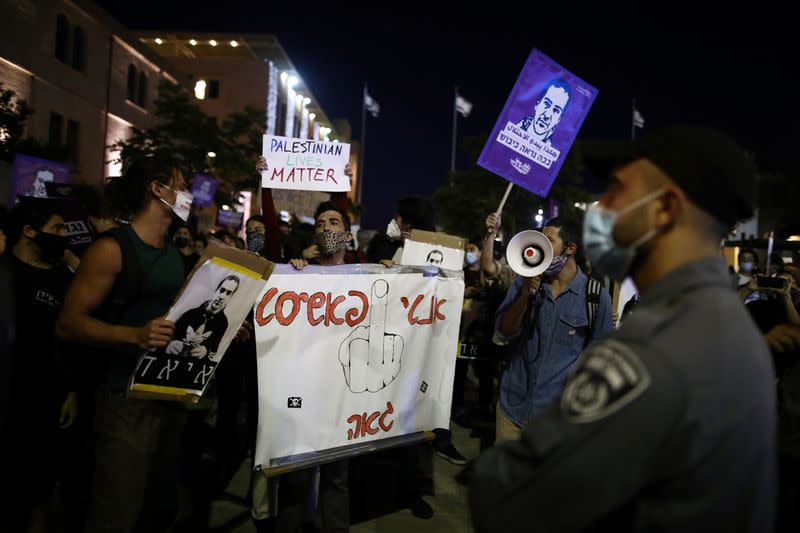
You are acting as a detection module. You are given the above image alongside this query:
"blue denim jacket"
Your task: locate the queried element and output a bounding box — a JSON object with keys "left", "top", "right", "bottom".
{"left": 495, "top": 269, "right": 612, "bottom": 426}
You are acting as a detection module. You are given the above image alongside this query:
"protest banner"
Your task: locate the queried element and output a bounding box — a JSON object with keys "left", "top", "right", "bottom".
{"left": 129, "top": 242, "right": 274, "bottom": 401}
{"left": 216, "top": 209, "right": 244, "bottom": 230}
{"left": 271, "top": 188, "right": 330, "bottom": 220}
{"left": 9, "top": 154, "right": 70, "bottom": 207}
{"left": 261, "top": 135, "right": 351, "bottom": 193}
{"left": 253, "top": 264, "right": 464, "bottom": 472}
{"left": 478, "top": 49, "right": 598, "bottom": 197}
{"left": 401, "top": 230, "right": 466, "bottom": 271}
{"left": 191, "top": 173, "right": 218, "bottom": 208}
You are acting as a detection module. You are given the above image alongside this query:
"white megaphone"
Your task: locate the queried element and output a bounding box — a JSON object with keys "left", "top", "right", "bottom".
{"left": 506, "top": 230, "right": 554, "bottom": 277}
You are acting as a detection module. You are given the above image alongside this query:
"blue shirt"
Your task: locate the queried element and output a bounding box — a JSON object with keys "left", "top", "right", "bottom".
{"left": 495, "top": 268, "right": 612, "bottom": 426}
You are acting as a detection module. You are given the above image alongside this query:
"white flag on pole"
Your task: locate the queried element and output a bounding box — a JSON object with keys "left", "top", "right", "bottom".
{"left": 633, "top": 109, "right": 645, "bottom": 128}
{"left": 455, "top": 94, "right": 473, "bottom": 118}
{"left": 364, "top": 93, "right": 380, "bottom": 118}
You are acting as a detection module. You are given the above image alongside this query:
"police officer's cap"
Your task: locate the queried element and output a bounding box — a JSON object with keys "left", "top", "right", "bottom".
{"left": 585, "top": 126, "right": 756, "bottom": 227}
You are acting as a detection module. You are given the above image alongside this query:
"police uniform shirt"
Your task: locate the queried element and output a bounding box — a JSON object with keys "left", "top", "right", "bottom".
{"left": 470, "top": 257, "right": 776, "bottom": 532}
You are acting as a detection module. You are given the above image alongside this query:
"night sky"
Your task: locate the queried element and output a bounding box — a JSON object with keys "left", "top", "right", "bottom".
{"left": 97, "top": 3, "right": 795, "bottom": 229}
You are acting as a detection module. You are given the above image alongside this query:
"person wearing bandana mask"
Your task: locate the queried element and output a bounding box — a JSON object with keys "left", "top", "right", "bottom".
{"left": 4, "top": 198, "right": 79, "bottom": 532}
{"left": 491, "top": 216, "right": 613, "bottom": 444}
{"left": 56, "top": 158, "right": 190, "bottom": 532}
{"left": 470, "top": 126, "right": 777, "bottom": 532}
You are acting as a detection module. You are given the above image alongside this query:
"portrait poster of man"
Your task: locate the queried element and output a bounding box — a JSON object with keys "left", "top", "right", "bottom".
{"left": 400, "top": 230, "right": 465, "bottom": 271}
{"left": 8, "top": 154, "right": 70, "bottom": 207}
{"left": 477, "top": 49, "right": 598, "bottom": 197}
{"left": 129, "top": 243, "right": 274, "bottom": 400}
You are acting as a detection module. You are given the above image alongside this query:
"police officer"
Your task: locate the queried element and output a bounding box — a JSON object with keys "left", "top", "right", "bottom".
{"left": 469, "top": 126, "right": 776, "bottom": 532}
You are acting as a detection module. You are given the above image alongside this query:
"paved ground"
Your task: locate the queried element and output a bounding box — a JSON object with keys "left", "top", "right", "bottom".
{"left": 205, "top": 421, "right": 479, "bottom": 532}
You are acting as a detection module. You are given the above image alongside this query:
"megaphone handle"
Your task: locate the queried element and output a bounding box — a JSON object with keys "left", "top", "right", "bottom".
{"left": 495, "top": 182, "right": 514, "bottom": 217}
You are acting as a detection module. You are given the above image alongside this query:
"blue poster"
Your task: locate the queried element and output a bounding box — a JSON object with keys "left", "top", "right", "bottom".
{"left": 191, "top": 173, "right": 218, "bottom": 208}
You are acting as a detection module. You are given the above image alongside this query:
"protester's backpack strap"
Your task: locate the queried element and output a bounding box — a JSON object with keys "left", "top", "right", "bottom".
{"left": 96, "top": 226, "right": 144, "bottom": 325}
{"left": 584, "top": 276, "right": 603, "bottom": 347}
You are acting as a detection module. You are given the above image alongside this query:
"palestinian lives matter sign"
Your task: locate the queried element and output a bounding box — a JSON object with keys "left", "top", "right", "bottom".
{"left": 129, "top": 243, "right": 274, "bottom": 400}
{"left": 478, "top": 49, "right": 598, "bottom": 197}
{"left": 261, "top": 135, "right": 351, "bottom": 192}
{"left": 253, "top": 264, "right": 465, "bottom": 469}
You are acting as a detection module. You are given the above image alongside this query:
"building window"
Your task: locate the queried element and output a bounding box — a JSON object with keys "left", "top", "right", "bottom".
{"left": 66, "top": 120, "right": 79, "bottom": 164}
{"left": 137, "top": 72, "right": 147, "bottom": 108}
{"left": 49, "top": 112, "right": 63, "bottom": 146}
{"left": 127, "top": 64, "right": 137, "bottom": 101}
{"left": 72, "top": 27, "right": 86, "bottom": 71}
{"left": 207, "top": 80, "right": 220, "bottom": 99}
{"left": 55, "top": 14, "right": 70, "bottom": 62}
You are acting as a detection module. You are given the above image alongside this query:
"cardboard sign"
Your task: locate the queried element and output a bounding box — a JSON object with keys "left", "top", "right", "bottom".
{"left": 400, "top": 230, "right": 466, "bottom": 271}
{"left": 253, "top": 264, "right": 464, "bottom": 469}
{"left": 216, "top": 209, "right": 244, "bottom": 230}
{"left": 261, "top": 135, "right": 351, "bottom": 192}
{"left": 9, "top": 154, "right": 70, "bottom": 207}
{"left": 478, "top": 49, "right": 597, "bottom": 197}
{"left": 271, "top": 189, "right": 330, "bottom": 220}
{"left": 129, "top": 243, "right": 274, "bottom": 400}
{"left": 43, "top": 183, "right": 94, "bottom": 252}
{"left": 191, "top": 173, "right": 218, "bottom": 208}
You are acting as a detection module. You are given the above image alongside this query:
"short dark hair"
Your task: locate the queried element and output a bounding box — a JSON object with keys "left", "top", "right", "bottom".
{"left": 427, "top": 250, "right": 444, "bottom": 261}
{"left": 397, "top": 197, "right": 435, "bottom": 232}
{"left": 246, "top": 215, "right": 264, "bottom": 227}
{"left": 538, "top": 79, "right": 572, "bottom": 115}
{"left": 6, "top": 197, "right": 62, "bottom": 249}
{"left": 738, "top": 248, "right": 759, "bottom": 263}
{"left": 216, "top": 274, "right": 240, "bottom": 292}
{"left": 314, "top": 201, "right": 351, "bottom": 231}
{"left": 545, "top": 215, "right": 582, "bottom": 251}
{"left": 105, "top": 158, "right": 173, "bottom": 221}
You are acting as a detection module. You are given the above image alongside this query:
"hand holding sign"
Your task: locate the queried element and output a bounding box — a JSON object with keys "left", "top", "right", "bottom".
{"left": 338, "top": 280, "right": 404, "bottom": 393}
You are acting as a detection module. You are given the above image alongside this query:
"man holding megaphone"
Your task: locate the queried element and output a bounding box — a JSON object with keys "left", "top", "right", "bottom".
{"left": 493, "top": 216, "right": 613, "bottom": 442}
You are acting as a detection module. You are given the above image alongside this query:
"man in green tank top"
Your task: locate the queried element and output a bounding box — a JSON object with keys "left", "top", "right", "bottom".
{"left": 57, "top": 159, "right": 192, "bottom": 532}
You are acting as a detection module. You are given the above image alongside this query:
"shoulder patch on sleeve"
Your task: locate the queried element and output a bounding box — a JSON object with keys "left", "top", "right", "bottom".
{"left": 561, "top": 339, "right": 650, "bottom": 424}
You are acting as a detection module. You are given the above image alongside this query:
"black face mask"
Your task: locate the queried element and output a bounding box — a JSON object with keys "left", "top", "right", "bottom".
{"left": 174, "top": 237, "right": 191, "bottom": 249}
{"left": 30, "top": 232, "right": 68, "bottom": 264}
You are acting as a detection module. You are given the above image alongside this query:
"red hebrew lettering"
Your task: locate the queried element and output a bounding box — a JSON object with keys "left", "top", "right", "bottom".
{"left": 401, "top": 297, "right": 409, "bottom": 308}
{"left": 345, "top": 291, "right": 369, "bottom": 326}
{"left": 407, "top": 294, "right": 425, "bottom": 325}
{"left": 435, "top": 298, "right": 447, "bottom": 321}
{"left": 299, "top": 292, "right": 309, "bottom": 302}
{"left": 364, "top": 412, "right": 380, "bottom": 436}
{"left": 307, "top": 292, "right": 325, "bottom": 326}
{"left": 379, "top": 402, "right": 395, "bottom": 432}
{"left": 347, "top": 414, "right": 362, "bottom": 441}
{"left": 359, "top": 412, "right": 368, "bottom": 437}
{"left": 255, "top": 287, "right": 278, "bottom": 326}
{"left": 275, "top": 292, "right": 301, "bottom": 326}
{"left": 326, "top": 293, "right": 346, "bottom": 326}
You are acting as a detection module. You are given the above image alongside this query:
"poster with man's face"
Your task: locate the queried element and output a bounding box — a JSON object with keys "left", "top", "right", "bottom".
{"left": 478, "top": 49, "right": 597, "bottom": 198}
{"left": 9, "top": 154, "right": 70, "bottom": 207}
{"left": 129, "top": 250, "right": 273, "bottom": 398}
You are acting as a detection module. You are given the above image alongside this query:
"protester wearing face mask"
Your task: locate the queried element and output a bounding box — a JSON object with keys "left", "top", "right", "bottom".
{"left": 173, "top": 222, "right": 200, "bottom": 277}
{"left": 3, "top": 198, "right": 79, "bottom": 533}
{"left": 492, "top": 215, "right": 613, "bottom": 443}
{"left": 367, "top": 197, "right": 436, "bottom": 265}
{"left": 471, "top": 126, "right": 776, "bottom": 532}
{"left": 57, "top": 158, "right": 191, "bottom": 532}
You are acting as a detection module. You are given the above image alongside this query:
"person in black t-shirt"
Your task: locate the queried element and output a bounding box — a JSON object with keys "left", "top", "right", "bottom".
{"left": 173, "top": 223, "right": 201, "bottom": 277}
{"left": 3, "top": 198, "right": 78, "bottom": 532}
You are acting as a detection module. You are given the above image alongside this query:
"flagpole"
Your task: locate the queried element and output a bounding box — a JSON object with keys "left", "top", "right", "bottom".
{"left": 451, "top": 86, "right": 458, "bottom": 175}
{"left": 358, "top": 82, "right": 367, "bottom": 206}
{"left": 631, "top": 97, "right": 636, "bottom": 141}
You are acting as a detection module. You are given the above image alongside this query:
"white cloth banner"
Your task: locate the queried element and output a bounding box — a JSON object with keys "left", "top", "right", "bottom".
{"left": 253, "top": 264, "right": 464, "bottom": 468}
{"left": 261, "top": 134, "right": 351, "bottom": 192}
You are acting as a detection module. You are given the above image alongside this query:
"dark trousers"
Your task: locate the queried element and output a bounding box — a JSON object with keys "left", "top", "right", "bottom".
{"left": 275, "top": 460, "right": 350, "bottom": 533}
{"left": 85, "top": 388, "right": 187, "bottom": 533}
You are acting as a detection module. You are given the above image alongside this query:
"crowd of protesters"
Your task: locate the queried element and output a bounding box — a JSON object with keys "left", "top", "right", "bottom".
{"left": 1, "top": 147, "right": 800, "bottom": 533}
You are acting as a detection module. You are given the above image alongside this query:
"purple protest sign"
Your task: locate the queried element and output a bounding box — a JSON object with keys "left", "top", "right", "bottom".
{"left": 9, "top": 154, "right": 70, "bottom": 207}
{"left": 216, "top": 209, "right": 244, "bottom": 231}
{"left": 478, "top": 49, "right": 597, "bottom": 197}
{"left": 191, "top": 173, "right": 218, "bottom": 208}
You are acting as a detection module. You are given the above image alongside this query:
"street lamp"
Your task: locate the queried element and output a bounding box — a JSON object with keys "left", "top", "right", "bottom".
{"left": 155, "top": 38, "right": 163, "bottom": 45}
{"left": 209, "top": 39, "right": 218, "bottom": 47}
{"left": 309, "top": 113, "right": 316, "bottom": 120}
{"left": 302, "top": 97, "right": 310, "bottom": 106}
{"left": 194, "top": 80, "right": 206, "bottom": 100}
{"left": 207, "top": 151, "right": 216, "bottom": 158}
{"left": 295, "top": 94, "right": 304, "bottom": 104}
{"left": 287, "top": 76, "right": 298, "bottom": 89}
{"left": 189, "top": 39, "right": 197, "bottom": 46}
{"left": 230, "top": 40, "right": 238, "bottom": 47}
{"left": 280, "top": 72, "right": 287, "bottom": 83}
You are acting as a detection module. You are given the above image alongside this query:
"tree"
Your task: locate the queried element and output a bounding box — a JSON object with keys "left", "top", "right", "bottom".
{"left": 432, "top": 136, "right": 592, "bottom": 239}
{"left": 0, "top": 82, "right": 33, "bottom": 163}
{"left": 111, "top": 82, "right": 265, "bottom": 207}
